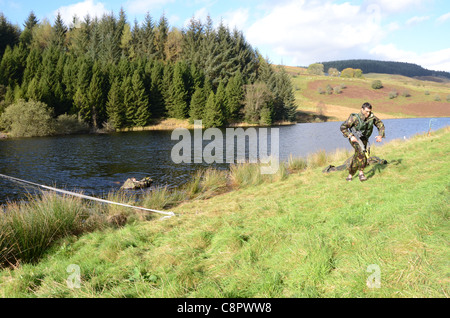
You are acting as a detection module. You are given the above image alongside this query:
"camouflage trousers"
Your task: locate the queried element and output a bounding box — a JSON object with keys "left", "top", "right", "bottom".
{"left": 348, "top": 139, "right": 369, "bottom": 175}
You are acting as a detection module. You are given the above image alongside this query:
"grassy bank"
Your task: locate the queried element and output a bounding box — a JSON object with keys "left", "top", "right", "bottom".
{"left": 1, "top": 127, "right": 449, "bottom": 297}
{"left": 288, "top": 69, "right": 450, "bottom": 121}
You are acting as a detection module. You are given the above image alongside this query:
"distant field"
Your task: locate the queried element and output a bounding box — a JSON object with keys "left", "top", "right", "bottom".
{"left": 284, "top": 66, "right": 450, "bottom": 121}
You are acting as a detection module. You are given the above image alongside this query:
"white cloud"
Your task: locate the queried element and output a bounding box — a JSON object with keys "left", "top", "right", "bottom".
{"left": 364, "top": 0, "right": 428, "bottom": 14}
{"left": 183, "top": 7, "right": 210, "bottom": 27}
{"left": 437, "top": 12, "right": 450, "bottom": 23}
{"left": 246, "top": 1, "right": 385, "bottom": 66}
{"left": 125, "top": 0, "right": 175, "bottom": 14}
{"left": 406, "top": 16, "right": 429, "bottom": 26}
{"left": 183, "top": 7, "right": 249, "bottom": 31}
{"left": 370, "top": 44, "right": 450, "bottom": 72}
{"left": 54, "top": 0, "right": 108, "bottom": 25}
{"left": 222, "top": 8, "right": 250, "bottom": 30}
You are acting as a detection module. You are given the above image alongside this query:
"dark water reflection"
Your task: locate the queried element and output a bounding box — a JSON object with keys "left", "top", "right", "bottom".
{"left": 1, "top": 117, "right": 449, "bottom": 203}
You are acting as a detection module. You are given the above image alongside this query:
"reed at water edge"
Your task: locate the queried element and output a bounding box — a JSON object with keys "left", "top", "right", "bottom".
{"left": 0, "top": 148, "right": 351, "bottom": 268}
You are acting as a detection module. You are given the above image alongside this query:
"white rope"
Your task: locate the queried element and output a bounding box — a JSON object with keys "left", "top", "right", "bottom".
{"left": 0, "top": 173, "right": 176, "bottom": 219}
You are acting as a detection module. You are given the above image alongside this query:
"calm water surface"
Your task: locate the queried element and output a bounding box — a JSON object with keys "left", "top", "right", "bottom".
{"left": 1, "top": 117, "right": 449, "bottom": 203}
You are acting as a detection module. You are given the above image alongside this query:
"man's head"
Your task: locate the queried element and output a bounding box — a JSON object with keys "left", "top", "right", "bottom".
{"left": 361, "top": 102, "right": 372, "bottom": 119}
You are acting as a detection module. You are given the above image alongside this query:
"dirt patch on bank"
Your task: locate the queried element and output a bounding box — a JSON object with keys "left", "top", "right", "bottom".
{"left": 305, "top": 80, "right": 450, "bottom": 118}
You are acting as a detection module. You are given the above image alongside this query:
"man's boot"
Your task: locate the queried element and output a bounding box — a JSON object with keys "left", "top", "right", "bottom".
{"left": 359, "top": 171, "right": 367, "bottom": 182}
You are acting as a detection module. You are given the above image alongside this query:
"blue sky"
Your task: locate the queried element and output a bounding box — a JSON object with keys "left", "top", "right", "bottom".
{"left": 1, "top": 0, "right": 450, "bottom": 72}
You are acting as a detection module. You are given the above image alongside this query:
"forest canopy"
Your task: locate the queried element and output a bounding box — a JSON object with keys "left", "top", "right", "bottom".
{"left": 0, "top": 10, "right": 296, "bottom": 132}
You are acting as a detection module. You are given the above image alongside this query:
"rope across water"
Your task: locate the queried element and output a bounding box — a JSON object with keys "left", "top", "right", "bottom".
{"left": 0, "top": 173, "right": 176, "bottom": 219}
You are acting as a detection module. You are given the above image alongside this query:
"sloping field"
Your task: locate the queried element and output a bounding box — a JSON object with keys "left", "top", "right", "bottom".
{"left": 288, "top": 68, "right": 450, "bottom": 121}
{"left": 1, "top": 127, "right": 449, "bottom": 298}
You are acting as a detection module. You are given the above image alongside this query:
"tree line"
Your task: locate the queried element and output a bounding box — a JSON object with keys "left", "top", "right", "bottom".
{"left": 0, "top": 10, "right": 296, "bottom": 132}
{"left": 320, "top": 59, "right": 450, "bottom": 79}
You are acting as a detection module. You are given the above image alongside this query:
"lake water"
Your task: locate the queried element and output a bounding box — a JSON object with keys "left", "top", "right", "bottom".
{"left": 1, "top": 117, "right": 449, "bottom": 204}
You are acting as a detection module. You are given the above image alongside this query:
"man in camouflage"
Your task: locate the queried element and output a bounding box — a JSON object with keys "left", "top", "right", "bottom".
{"left": 340, "top": 102, "right": 385, "bottom": 181}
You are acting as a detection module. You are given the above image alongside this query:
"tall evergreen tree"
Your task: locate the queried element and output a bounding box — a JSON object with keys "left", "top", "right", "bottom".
{"left": 214, "top": 81, "right": 227, "bottom": 125}
{"left": 19, "top": 11, "right": 39, "bottom": 47}
{"left": 155, "top": 14, "right": 169, "bottom": 61}
{"left": 188, "top": 85, "right": 207, "bottom": 122}
{"left": 149, "top": 60, "right": 165, "bottom": 118}
{"left": 22, "top": 47, "right": 42, "bottom": 88}
{"left": 72, "top": 58, "right": 92, "bottom": 120}
{"left": 106, "top": 77, "right": 124, "bottom": 128}
{"left": 130, "top": 69, "right": 150, "bottom": 127}
{"left": 166, "top": 61, "right": 188, "bottom": 119}
{"left": 271, "top": 66, "right": 297, "bottom": 122}
{"left": 225, "top": 71, "right": 244, "bottom": 120}
{"left": 0, "top": 13, "right": 20, "bottom": 57}
{"left": 202, "top": 90, "right": 226, "bottom": 128}
{"left": 51, "top": 12, "right": 68, "bottom": 49}
{"left": 141, "top": 12, "right": 156, "bottom": 59}
{"left": 121, "top": 75, "right": 133, "bottom": 127}
{"left": 87, "top": 62, "right": 107, "bottom": 128}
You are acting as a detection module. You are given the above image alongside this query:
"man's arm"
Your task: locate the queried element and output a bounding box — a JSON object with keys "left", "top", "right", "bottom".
{"left": 373, "top": 115, "right": 385, "bottom": 138}
{"left": 340, "top": 114, "right": 356, "bottom": 139}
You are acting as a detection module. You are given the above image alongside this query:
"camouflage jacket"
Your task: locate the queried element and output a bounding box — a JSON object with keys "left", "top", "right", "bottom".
{"left": 340, "top": 111, "right": 385, "bottom": 139}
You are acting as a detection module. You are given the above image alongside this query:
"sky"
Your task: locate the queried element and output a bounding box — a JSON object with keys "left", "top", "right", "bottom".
{"left": 1, "top": 0, "right": 450, "bottom": 72}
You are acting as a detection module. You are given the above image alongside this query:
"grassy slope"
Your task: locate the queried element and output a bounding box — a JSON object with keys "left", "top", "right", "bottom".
{"left": 1, "top": 127, "right": 449, "bottom": 298}
{"left": 287, "top": 66, "right": 450, "bottom": 121}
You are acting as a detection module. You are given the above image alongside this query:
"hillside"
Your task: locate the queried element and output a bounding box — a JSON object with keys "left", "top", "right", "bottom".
{"left": 320, "top": 59, "right": 450, "bottom": 80}
{"left": 285, "top": 66, "right": 450, "bottom": 122}
{"left": 1, "top": 127, "right": 449, "bottom": 298}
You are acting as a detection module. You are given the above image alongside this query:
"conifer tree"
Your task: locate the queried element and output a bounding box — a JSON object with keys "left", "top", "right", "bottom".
{"left": 19, "top": 11, "right": 39, "bottom": 47}
{"left": 22, "top": 47, "right": 41, "bottom": 88}
{"left": 149, "top": 61, "right": 165, "bottom": 118}
{"left": 72, "top": 58, "right": 92, "bottom": 120}
{"left": 226, "top": 71, "right": 244, "bottom": 120}
{"left": 51, "top": 12, "right": 68, "bottom": 49}
{"left": 141, "top": 12, "right": 156, "bottom": 59}
{"left": 0, "top": 13, "right": 20, "bottom": 57}
{"left": 202, "top": 91, "right": 216, "bottom": 129}
{"left": 68, "top": 15, "right": 92, "bottom": 57}
{"left": 214, "top": 81, "right": 227, "bottom": 125}
{"left": 203, "top": 87, "right": 225, "bottom": 128}
{"left": 121, "top": 76, "right": 133, "bottom": 127}
{"left": 271, "top": 66, "right": 296, "bottom": 122}
{"left": 161, "top": 62, "right": 173, "bottom": 114}
{"left": 0, "top": 46, "right": 17, "bottom": 87}
{"left": 106, "top": 77, "right": 124, "bottom": 129}
{"left": 167, "top": 61, "right": 189, "bottom": 119}
{"left": 189, "top": 85, "right": 207, "bottom": 122}
{"left": 155, "top": 14, "right": 169, "bottom": 61}
{"left": 26, "top": 77, "right": 41, "bottom": 101}
{"left": 87, "top": 62, "right": 107, "bottom": 128}
{"left": 130, "top": 69, "right": 150, "bottom": 127}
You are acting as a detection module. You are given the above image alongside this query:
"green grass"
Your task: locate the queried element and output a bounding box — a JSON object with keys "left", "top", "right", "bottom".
{"left": 1, "top": 127, "right": 449, "bottom": 297}
{"left": 291, "top": 72, "right": 450, "bottom": 119}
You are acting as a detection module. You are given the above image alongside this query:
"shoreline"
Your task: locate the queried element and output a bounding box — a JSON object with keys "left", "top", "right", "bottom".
{"left": 1, "top": 114, "right": 449, "bottom": 139}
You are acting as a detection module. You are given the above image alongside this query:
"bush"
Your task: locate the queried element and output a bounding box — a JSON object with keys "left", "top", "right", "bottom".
{"left": 402, "top": 90, "right": 411, "bottom": 97}
{"left": 0, "top": 100, "right": 90, "bottom": 138}
{"left": 0, "top": 99, "right": 55, "bottom": 137}
{"left": 389, "top": 90, "right": 398, "bottom": 99}
{"left": 54, "top": 114, "right": 89, "bottom": 135}
{"left": 434, "top": 95, "right": 441, "bottom": 101}
{"left": 371, "top": 80, "right": 383, "bottom": 89}
{"left": 333, "top": 86, "right": 342, "bottom": 94}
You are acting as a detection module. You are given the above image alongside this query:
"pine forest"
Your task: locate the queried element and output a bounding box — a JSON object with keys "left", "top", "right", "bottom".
{"left": 0, "top": 10, "right": 297, "bottom": 134}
